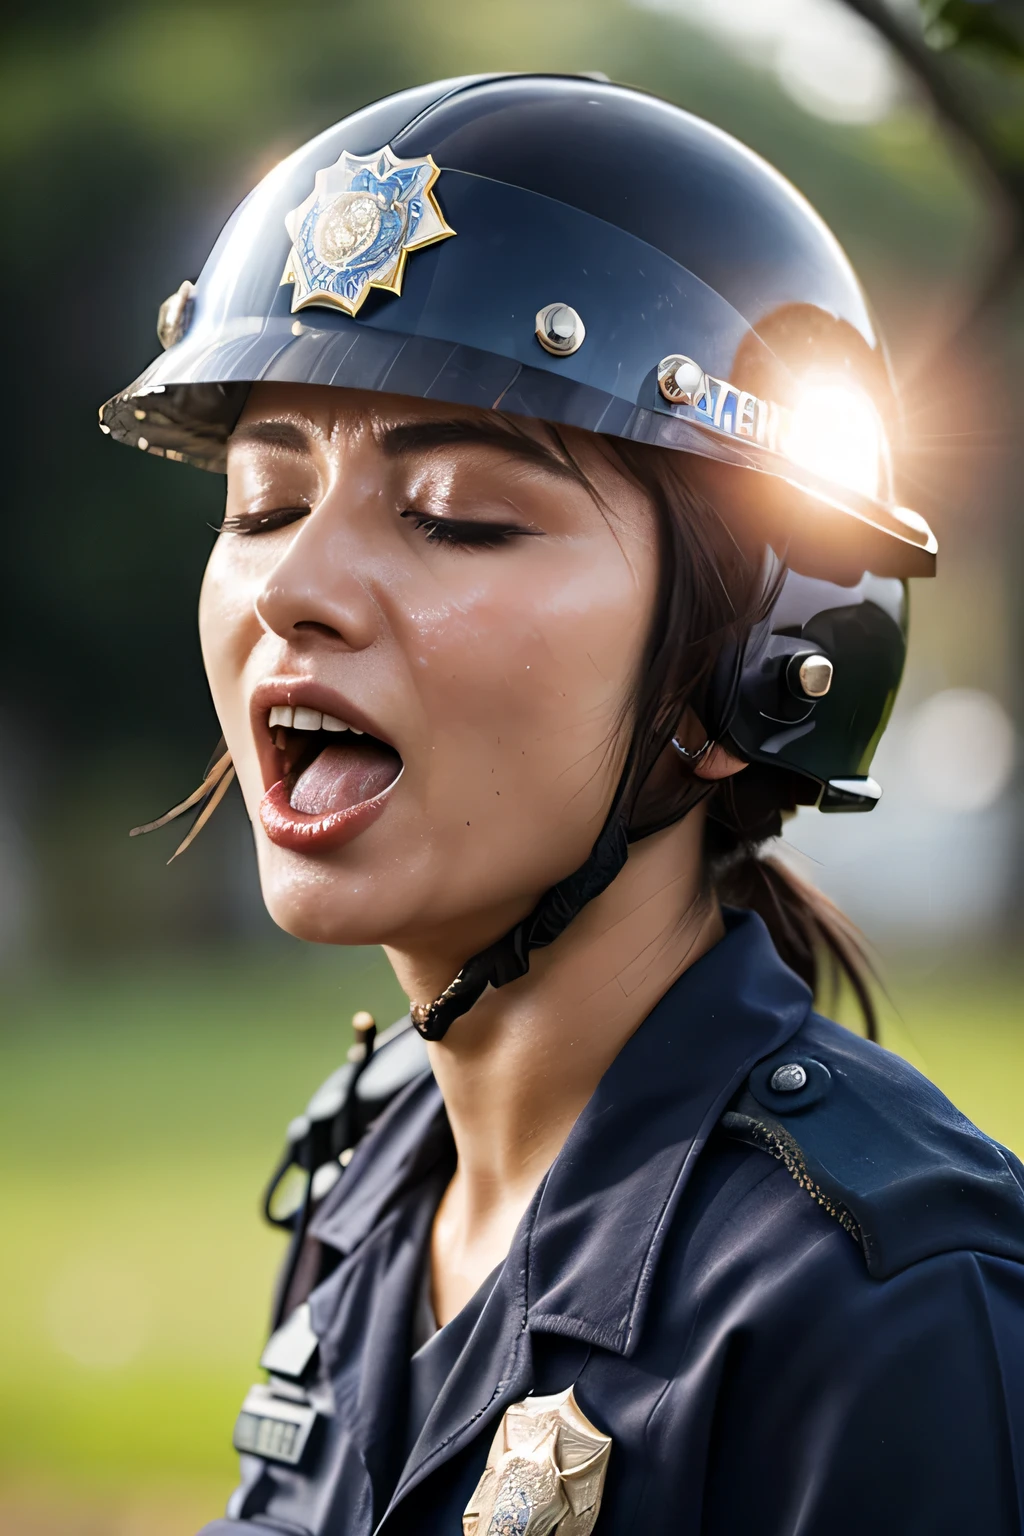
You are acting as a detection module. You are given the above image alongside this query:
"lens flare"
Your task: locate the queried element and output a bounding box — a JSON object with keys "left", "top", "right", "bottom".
{"left": 783, "top": 383, "right": 882, "bottom": 499}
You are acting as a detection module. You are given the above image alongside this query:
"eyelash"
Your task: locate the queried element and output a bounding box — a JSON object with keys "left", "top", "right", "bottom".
{"left": 400, "top": 510, "right": 534, "bottom": 549}
{"left": 218, "top": 506, "right": 534, "bottom": 549}
{"left": 218, "top": 506, "right": 309, "bottom": 535}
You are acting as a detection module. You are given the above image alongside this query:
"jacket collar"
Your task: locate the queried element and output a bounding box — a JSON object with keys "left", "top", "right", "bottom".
{"left": 310, "top": 909, "right": 811, "bottom": 1357}
{"left": 523, "top": 908, "right": 811, "bottom": 1354}
{"left": 308, "top": 1063, "right": 448, "bottom": 1255}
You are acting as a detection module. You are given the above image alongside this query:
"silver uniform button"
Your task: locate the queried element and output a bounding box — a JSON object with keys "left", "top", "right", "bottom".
{"left": 770, "top": 1062, "right": 808, "bottom": 1093}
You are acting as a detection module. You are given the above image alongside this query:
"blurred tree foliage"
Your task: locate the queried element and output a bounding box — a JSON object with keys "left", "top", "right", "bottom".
{"left": 0, "top": 0, "right": 1017, "bottom": 955}
{"left": 922, "top": 0, "right": 1024, "bottom": 62}
{"left": 840, "top": 0, "right": 1024, "bottom": 924}
{"left": 846, "top": 1, "right": 1024, "bottom": 265}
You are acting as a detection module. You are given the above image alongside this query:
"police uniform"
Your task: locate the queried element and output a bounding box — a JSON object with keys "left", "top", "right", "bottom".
{"left": 97, "top": 74, "right": 1024, "bottom": 1534}
{"left": 199, "top": 911, "right": 1024, "bottom": 1535}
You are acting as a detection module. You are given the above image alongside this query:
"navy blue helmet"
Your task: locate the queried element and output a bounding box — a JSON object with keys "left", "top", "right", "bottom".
{"left": 100, "top": 76, "right": 936, "bottom": 1029}
{"left": 100, "top": 74, "right": 934, "bottom": 814}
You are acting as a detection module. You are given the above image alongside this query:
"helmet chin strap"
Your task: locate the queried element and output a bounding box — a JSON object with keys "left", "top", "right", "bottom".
{"left": 409, "top": 777, "right": 715, "bottom": 1041}
{"left": 409, "top": 634, "right": 747, "bottom": 1041}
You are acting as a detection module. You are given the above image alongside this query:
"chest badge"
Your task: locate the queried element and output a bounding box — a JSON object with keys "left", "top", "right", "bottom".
{"left": 463, "top": 1386, "right": 612, "bottom": 1536}
{"left": 282, "top": 144, "right": 454, "bottom": 317}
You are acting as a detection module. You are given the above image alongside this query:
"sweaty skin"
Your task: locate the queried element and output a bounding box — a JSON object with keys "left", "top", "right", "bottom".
{"left": 201, "top": 383, "right": 745, "bottom": 1322}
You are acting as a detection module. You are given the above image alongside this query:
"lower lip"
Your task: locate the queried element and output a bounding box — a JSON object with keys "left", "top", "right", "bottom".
{"left": 258, "top": 777, "right": 395, "bottom": 853}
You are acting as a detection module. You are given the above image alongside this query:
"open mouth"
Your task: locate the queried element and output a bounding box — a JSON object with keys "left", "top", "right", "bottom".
{"left": 258, "top": 702, "right": 403, "bottom": 851}
{"left": 269, "top": 704, "right": 403, "bottom": 814}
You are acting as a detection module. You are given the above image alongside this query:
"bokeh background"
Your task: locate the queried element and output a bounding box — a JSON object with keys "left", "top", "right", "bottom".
{"left": 3, "top": 1, "right": 1023, "bottom": 1530}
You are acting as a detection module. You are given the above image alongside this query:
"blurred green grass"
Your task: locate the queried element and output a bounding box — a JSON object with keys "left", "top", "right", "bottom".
{"left": 0, "top": 944, "right": 406, "bottom": 1518}
{"left": 1, "top": 945, "right": 1021, "bottom": 1525}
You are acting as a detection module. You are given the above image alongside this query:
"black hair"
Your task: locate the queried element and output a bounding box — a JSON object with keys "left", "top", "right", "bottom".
{"left": 604, "top": 436, "right": 880, "bottom": 1041}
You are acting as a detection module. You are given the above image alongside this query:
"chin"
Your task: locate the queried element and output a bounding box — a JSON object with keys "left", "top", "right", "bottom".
{"left": 255, "top": 846, "right": 395, "bottom": 947}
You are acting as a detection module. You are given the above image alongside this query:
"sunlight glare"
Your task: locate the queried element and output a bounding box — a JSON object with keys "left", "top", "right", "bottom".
{"left": 783, "top": 383, "right": 882, "bottom": 498}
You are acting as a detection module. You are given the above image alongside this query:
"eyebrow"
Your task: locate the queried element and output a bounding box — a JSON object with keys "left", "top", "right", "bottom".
{"left": 229, "top": 420, "right": 311, "bottom": 453}
{"left": 376, "top": 417, "right": 584, "bottom": 482}
{"left": 229, "top": 413, "right": 585, "bottom": 485}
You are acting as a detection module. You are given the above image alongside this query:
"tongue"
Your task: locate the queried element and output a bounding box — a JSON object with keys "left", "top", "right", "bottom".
{"left": 289, "top": 743, "right": 401, "bottom": 816}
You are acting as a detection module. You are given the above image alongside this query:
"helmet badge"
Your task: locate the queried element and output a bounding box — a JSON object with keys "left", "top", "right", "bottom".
{"left": 282, "top": 145, "right": 455, "bottom": 317}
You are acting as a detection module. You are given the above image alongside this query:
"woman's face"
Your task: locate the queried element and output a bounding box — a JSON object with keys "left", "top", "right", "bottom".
{"left": 200, "top": 384, "right": 659, "bottom": 962}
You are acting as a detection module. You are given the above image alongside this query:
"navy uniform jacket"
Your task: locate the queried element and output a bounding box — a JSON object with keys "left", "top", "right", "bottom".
{"left": 202, "top": 912, "right": 1024, "bottom": 1535}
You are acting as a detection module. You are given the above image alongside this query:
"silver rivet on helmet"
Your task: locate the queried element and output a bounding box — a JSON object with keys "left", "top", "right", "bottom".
{"left": 156, "top": 279, "right": 196, "bottom": 350}
{"left": 535, "top": 303, "right": 586, "bottom": 356}
{"left": 791, "top": 654, "right": 834, "bottom": 700}
{"left": 657, "top": 354, "right": 710, "bottom": 409}
{"left": 770, "top": 1062, "right": 808, "bottom": 1093}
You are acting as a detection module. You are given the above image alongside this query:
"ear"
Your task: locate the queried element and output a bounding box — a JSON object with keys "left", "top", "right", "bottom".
{"left": 692, "top": 742, "right": 748, "bottom": 782}
{"left": 674, "top": 710, "right": 748, "bottom": 783}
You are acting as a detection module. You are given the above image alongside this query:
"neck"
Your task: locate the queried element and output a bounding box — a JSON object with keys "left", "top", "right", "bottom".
{"left": 384, "top": 808, "right": 724, "bottom": 1323}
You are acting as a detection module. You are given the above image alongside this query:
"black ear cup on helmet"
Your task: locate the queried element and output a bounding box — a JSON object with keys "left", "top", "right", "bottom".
{"left": 720, "top": 562, "right": 907, "bottom": 811}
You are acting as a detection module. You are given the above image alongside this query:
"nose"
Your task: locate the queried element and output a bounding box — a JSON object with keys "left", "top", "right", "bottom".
{"left": 253, "top": 505, "right": 379, "bottom": 653}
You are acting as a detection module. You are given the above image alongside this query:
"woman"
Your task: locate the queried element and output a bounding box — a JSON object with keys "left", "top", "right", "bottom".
{"left": 100, "top": 76, "right": 1024, "bottom": 1535}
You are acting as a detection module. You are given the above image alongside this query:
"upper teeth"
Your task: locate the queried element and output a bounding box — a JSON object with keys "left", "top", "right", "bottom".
{"left": 268, "top": 704, "right": 363, "bottom": 734}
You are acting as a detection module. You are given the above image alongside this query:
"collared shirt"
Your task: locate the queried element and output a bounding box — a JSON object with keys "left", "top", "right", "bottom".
{"left": 406, "top": 1261, "right": 501, "bottom": 1457}
{"left": 202, "top": 911, "right": 1024, "bottom": 1536}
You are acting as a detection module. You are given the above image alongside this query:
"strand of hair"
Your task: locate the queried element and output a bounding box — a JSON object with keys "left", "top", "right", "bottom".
{"left": 129, "top": 748, "right": 234, "bottom": 837}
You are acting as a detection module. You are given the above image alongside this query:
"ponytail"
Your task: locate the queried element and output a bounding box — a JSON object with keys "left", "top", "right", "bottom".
{"left": 706, "top": 768, "right": 880, "bottom": 1040}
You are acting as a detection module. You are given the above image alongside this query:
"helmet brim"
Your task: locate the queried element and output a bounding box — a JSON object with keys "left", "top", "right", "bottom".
{"left": 101, "top": 320, "right": 935, "bottom": 581}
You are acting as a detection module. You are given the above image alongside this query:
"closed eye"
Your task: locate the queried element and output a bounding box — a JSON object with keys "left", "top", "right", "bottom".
{"left": 401, "top": 510, "right": 541, "bottom": 549}
{"left": 216, "top": 507, "right": 539, "bottom": 545}
{"left": 218, "top": 506, "right": 311, "bottom": 535}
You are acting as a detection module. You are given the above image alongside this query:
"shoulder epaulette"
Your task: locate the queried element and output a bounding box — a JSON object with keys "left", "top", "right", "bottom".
{"left": 722, "top": 1015, "right": 1024, "bottom": 1278}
